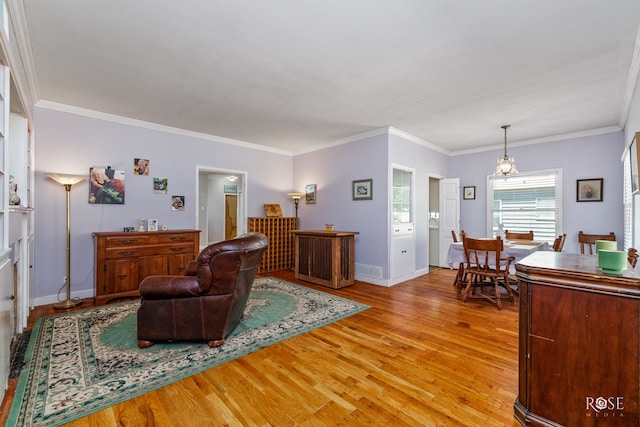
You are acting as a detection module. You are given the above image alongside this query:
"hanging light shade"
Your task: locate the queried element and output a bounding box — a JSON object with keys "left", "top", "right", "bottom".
{"left": 495, "top": 124, "right": 518, "bottom": 176}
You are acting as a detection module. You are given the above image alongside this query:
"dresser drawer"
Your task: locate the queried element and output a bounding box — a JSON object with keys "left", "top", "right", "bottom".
{"left": 103, "top": 235, "right": 151, "bottom": 247}
{"left": 105, "top": 243, "right": 194, "bottom": 259}
{"left": 157, "top": 233, "right": 196, "bottom": 244}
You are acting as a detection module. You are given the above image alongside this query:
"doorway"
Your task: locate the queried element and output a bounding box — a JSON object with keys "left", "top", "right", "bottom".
{"left": 197, "top": 167, "right": 246, "bottom": 248}
{"left": 225, "top": 195, "right": 238, "bottom": 239}
{"left": 427, "top": 176, "right": 460, "bottom": 270}
{"left": 428, "top": 177, "right": 440, "bottom": 269}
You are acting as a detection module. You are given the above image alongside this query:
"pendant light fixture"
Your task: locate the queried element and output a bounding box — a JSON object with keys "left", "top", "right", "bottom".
{"left": 495, "top": 124, "right": 518, "bottom": 176}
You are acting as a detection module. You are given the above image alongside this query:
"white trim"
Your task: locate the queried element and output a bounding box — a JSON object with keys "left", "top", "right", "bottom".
{"left": 453, "top": 127, "right": 621, "bottom": 156}
{"left": 620, "top": 24, "right": 640, "bottom": 128}
{"left": 388, "top": 126, "right": 449, "bottom": 155}
{"left": 6, "top": 0, "right": 39, "bottom": 111}
{"left": 293, "top": 126, "right": 392, "bottom": 155}
{"left": 36, "top": 100, "right": 293, "bottom": 156}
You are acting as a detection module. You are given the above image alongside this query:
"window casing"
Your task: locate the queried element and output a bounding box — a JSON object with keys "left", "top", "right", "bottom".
{"left": 392, "top": 167, "right": 413, "bottom": 224}
{"left": 487, "top": 169, "right": 562, "bottom": 243}
{"left": 623, "top": 150, "right": 632, "bottom": 251}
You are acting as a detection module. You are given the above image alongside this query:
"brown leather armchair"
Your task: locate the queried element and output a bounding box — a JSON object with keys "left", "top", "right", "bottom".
{"left": 137, "top": 232, "right": 268, "bottom": 348}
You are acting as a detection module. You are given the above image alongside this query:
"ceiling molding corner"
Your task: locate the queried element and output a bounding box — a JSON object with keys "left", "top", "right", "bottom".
{"left": 619, "top": 24, "right": 640, "bottom": 128}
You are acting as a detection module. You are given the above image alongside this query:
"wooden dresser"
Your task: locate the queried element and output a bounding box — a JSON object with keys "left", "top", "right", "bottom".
{"left": 515, "top": 251, "right": 640, "bottom": 426}
{"left": 292, "top": 230, "right": 358, "bottom": 289}
{"left": 92, "top": 229, "right": 200, "bottom": 304}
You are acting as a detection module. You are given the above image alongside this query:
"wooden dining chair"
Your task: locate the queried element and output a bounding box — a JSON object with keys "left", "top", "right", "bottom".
{"left": 628, "top": 248, "right": 638, "bottom": 268}
{"left": 504, "top": 230, "right": 534, "bottom": 241}
{"left": 578, "top": 231, "right": 615, "bottom": 255}
{"left": 552, "top": 234, "right": 567, "bottom": 252}
{"left": 451, "top": 230, "right": 458, "bottom": 243}
{"left": 461, "top": 235, "right": 515, "bottom": 310}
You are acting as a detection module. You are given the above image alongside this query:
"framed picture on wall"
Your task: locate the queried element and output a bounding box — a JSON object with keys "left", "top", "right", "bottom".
{"left": 305, "top": 184, "right": 317, "bottom": 204}
{"left": 463, "top": 186, "right": 476, "bottom": 200}
{"left": 352, "top": 179, "right": 373, "bottom": 200}
{"left": 576, "top": 178, "right": 603, "bottom": 202}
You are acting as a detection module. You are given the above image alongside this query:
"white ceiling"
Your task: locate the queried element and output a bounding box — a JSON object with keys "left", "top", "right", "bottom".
{"left": 20, "top": 0, "right": 640, "bottom": 154}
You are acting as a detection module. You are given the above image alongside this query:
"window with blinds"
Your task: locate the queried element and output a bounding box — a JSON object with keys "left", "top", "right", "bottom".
{"left": 487, "top": 169, "right": 562, "bottom": 243}
{"left": 623, "top": 150, "right": 632, "bottom": 251}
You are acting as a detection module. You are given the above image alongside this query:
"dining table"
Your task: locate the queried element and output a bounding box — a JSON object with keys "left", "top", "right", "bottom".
{"left": 447, "top": 239, "right": 550, "bottom": 289}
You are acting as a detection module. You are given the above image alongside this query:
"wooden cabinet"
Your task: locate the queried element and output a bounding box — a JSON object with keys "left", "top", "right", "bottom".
{"left": 93, "top": 229, "right": 200, "bottom": 303}
{"left": 248, "top": 217, "right": 297, "bottom": 272}
{"left": 292, "top": 230, "right": 358, "bottom": 289}
{"left": 515, "top": 251, "right": 640, "bottom": 426}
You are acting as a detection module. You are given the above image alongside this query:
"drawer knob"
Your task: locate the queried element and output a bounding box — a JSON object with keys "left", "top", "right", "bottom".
{"left": 170, "top": 247, "right": 185, "bottom": 252}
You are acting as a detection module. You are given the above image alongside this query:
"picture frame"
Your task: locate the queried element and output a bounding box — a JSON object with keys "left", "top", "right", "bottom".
{"left": 576, "top": 178, "right": 603, "bottom": 202}
{"left": 463, "top": 186, "right": 476, "bottom": 200}
{"left": 147, "top": 218, "right": 158, "bottom": 231}
{"left": 352, "top": 178, "right": 373, "bottom": 200}
{"left": 305, "top": 184, "right": 317, "bottom": 204}
{"left": 264, "top": 203, "right": 283, "bottom": 217}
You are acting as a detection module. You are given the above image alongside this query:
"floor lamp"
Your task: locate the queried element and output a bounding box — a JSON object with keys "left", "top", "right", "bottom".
{"left": 287, "top": 192, "right": 305, "bottom": 271}
{"left": 287, "top": 192, "right": 305, "bottom": 226}
{"left": 47, "top": 173, "right": 86, "bottom": 309}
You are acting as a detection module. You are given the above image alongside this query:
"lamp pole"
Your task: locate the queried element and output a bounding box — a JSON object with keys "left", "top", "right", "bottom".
{"left": 47, "top": 173, "right": 85, "bottom": 309}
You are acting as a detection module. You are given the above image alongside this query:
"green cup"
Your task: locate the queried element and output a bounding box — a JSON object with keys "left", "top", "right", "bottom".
{"left": 598, "top": 249, "right": 627, "bottom": 275}
{"left": 595, "top": 240, "right": 617, "bottom": 253}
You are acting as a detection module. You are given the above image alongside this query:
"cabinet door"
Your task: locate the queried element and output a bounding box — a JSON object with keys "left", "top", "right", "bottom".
{"left": 138, "top": 255, "right": 169, "bottom": 280}
{"left": 169, "top": 254, "right": 192, "bottom": 275}
{"left": 391, "top": 224, "right": 415, "bottom": 282}
{"left": 100, "top": 259, "right": 139, "bottom": 296}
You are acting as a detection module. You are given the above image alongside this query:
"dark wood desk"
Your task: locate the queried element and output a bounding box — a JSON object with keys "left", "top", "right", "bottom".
{"left": 515, "top": 251, "right": 640, "bottom": 426}
{"left": 292, "top": 230, "right": 358, "bottom": 289}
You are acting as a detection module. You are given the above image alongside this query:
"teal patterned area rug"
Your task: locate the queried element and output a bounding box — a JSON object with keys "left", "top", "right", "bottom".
{"left": 7, "top": 277, "right": 369, "bottom": 427}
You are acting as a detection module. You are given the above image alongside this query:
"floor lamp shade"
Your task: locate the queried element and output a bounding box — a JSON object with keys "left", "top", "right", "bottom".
{"left": 47, "top": 173, "right": 86, "bottom": 309}
{"left": 287, "top": 192, "right": 305, "bottom": 221}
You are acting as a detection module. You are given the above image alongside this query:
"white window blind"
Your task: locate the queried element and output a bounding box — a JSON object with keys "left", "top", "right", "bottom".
{"left": 623, "top": 151, "right": 632, "bottom": 251}
{"left": 487, "top": 169, "right": 562, "bottom": 243}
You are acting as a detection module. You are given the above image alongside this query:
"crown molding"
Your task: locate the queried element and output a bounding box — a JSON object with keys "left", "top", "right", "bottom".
{"left": 620, "top": 24, "right": 640, "bottom": 128}
{"left": 36, "top": 100, "right": 294, "bottom": 156}
{"left": 291, "top": 126, "right": 392, "bottom": 156}
{"left": 5, "top": 0, "right": 39, "bottom": 117}
{"left": 388, "top": 126, "right": 449, "bottom": 155}
{"left": 450, "top": 126, "right": 622, "bottom": 156}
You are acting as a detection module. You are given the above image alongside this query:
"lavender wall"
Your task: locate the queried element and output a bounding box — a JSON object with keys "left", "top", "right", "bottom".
{"left": 293, "top": 134, "right": 389, "bottom": 279}
{"left": 449, "top": 131, "right": 625, "bottom": 254}
{"left": 293, "top": 130, "right": 449, "bottom": 283}
{"left": 34, "top": 107, "right": 293, "bottom": 304}
{"left": 388, "top": 133, "right": 449, "bottom": 275}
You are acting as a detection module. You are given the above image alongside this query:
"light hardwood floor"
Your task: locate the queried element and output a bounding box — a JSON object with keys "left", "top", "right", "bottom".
{"left": 1, "top": 268, "right": 522, "bottom": 426}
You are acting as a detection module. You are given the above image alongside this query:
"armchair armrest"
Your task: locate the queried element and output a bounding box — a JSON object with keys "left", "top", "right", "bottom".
{"left": 139, "top": 275, "right": 203, "bottom": 299}
{"left": 183, "top": 259, "right": 198, "bottom": 276}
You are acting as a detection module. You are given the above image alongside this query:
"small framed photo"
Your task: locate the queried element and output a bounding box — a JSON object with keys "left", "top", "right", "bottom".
{"left": 147, "top": 218, "right": 158, "bottom": 231}
{"left": 463, "top": 186, "right": 476, "bottom": 200}
{"left": 352, "top": 179, "right": 373, "bottom": 200}
{"left": 305, "top": 184, "right": 317, "bottom": 204}
{"left": 577, "top": 178, "right": 603, "bottom": 202}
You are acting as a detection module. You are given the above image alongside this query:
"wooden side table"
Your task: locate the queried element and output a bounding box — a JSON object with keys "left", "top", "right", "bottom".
{"left": 292, "top": 230, "right": 359, "bottom": 289}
